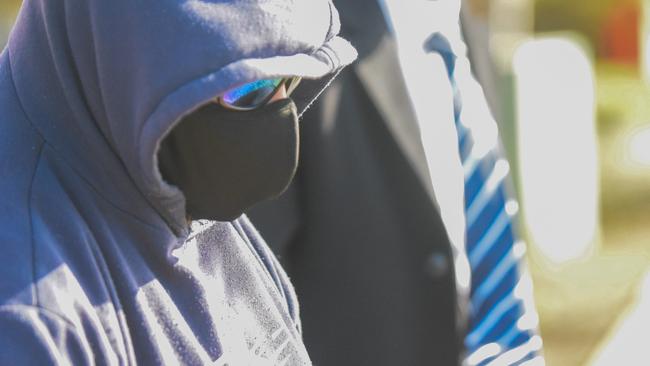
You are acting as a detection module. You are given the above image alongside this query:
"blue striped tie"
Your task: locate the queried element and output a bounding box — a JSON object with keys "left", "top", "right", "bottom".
{"left": 425, "top": 34, "right": 544, "bottom": 365}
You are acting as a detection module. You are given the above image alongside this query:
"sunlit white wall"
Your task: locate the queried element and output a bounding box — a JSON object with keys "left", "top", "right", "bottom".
{"left": 513, "top": 36, "right": 601, "bottom": 264}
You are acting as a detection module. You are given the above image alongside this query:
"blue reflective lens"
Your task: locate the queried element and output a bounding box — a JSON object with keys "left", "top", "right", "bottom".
{"left": 221, "top": 79, "right": 284, "bottom": 108}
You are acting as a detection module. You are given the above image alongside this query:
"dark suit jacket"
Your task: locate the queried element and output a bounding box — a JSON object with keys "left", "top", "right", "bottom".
{"left": 249, "top": 1, "right": 462, "bottom": 364}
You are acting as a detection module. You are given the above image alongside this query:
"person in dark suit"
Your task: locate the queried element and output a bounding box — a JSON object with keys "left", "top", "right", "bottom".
{"left": 249, "top": 0, "right": 542, "bottom": 364}
{"left": 249, "top": 1, "right": 462, "bottom": 364}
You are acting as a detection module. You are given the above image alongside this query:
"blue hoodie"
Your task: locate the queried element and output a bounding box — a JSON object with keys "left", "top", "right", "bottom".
{"left": 0, "top": 0, "right": 356, "bottom": 364}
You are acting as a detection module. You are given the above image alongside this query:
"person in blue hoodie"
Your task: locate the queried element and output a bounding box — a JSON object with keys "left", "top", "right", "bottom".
{"left": 0, "top": 0, "right": 355, "bottom": 364}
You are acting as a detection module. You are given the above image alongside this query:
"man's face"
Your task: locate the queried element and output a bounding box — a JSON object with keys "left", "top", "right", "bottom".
{"left": 157, "top": 82, "right": 300, "bottom": 222}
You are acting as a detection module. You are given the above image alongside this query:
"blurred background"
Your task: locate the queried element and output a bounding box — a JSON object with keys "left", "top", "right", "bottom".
{"left": 2, "top": 1, "right": 649, "bottom": 365}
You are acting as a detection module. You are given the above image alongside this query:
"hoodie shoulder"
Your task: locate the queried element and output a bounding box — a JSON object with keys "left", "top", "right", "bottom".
{"left": 0, "top": 54, "right": 46, "bottom": 305}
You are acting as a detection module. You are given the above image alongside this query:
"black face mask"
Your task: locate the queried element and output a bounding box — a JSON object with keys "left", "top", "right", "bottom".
{"left": 158, "top": 99, "right": 299, "bottom": 222}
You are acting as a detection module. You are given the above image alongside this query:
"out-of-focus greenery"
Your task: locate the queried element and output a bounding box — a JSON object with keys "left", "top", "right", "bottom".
{"left": 0, "top": 1, "right": 20, "bottom": 17}
{"left": 535, "top": 0, "right": 638, "bottom": 55}
{"left": 0, "top": 0, "right": 20, "bottom": 45}
{"left": 533, "top": 62, "right": 650, "bottom": 366}
{"left": 530, "top": 2, "right": 650, "bottom": 366}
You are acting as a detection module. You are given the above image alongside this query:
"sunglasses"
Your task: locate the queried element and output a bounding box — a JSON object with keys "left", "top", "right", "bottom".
{"left": 217, "top": 77, "right": 302, "bottom": 111}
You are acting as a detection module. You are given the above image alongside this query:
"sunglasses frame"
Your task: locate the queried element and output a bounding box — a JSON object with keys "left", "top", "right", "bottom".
{"left": 216, "top": 77, "right": 302, "bottom": 111}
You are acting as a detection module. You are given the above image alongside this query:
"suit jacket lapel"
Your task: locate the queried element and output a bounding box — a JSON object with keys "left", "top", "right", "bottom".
{"left": 354, "top": 34, "right": 439, "bottom": 209}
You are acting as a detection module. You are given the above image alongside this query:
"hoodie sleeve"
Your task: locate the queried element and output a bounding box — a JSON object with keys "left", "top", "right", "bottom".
{"left": 0, "top": 306, "right": 93, "bottom": 365}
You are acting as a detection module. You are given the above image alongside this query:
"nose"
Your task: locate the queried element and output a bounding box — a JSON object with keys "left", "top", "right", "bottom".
{"left": 269, "top": 84, "right": 287, "bottom": 103}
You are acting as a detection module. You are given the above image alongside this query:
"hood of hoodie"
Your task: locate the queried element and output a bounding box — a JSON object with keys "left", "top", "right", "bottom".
{"left": 6, "top": 0, "right": 356, "bottom": 236}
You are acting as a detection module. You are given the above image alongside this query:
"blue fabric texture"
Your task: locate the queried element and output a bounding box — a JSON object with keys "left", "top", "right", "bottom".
{"left": 0, "top": 0, "right": 356, "bottom": 364}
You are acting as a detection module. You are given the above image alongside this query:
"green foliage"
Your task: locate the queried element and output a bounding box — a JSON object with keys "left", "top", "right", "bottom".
{"left": 535, "top": 0, "right": 639, "bottom": 48}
